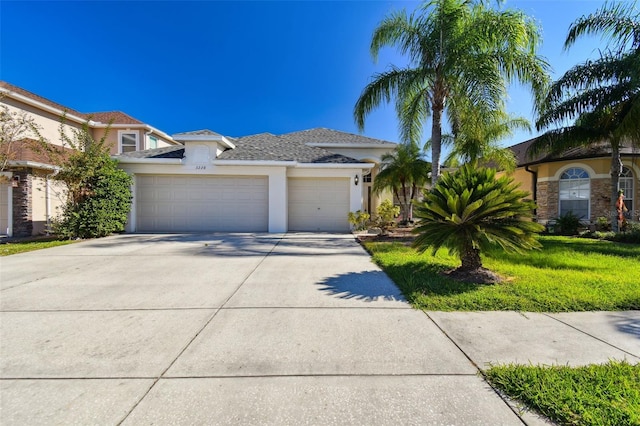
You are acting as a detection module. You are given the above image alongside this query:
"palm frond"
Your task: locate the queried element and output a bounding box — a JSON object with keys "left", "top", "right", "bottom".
{"left": 565, "top": 2, "right": 640, "bottom": 53}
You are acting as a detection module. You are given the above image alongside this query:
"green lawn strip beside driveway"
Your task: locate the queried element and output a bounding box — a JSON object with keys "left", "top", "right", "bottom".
{"left": 363, "top": 236, "right": 640, "bottom": 312}
{"left": 485, "top": 361, "right": 640, "bottom": 426}
{"left": 1, "top": 239, "right": 75, "bottom": 256}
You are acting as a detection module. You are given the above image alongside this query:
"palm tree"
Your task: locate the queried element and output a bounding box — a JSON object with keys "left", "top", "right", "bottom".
{"left": 412, "top": 164, "right": 543, "bottom": 283}
{"left": 530, "top": 2, "right": 640, "bottom": 231}
{"left": 444, "top": 106, "right": 530, "bottom": 171}
{"left": 372, "top": 143, "right": 430, "bottom": 223}
{"left": 354, "top": 0, "right": 550, "bottom": 184}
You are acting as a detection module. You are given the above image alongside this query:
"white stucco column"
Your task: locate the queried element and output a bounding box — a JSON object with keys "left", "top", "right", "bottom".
{"left": 126, "top": 174, "right": 136, "bottom": 233}
{"left": 268, "top": 168, "right": 287, "bottom": 232}
{"left": 350, "top": 171, "right": 364, "bottom": 214}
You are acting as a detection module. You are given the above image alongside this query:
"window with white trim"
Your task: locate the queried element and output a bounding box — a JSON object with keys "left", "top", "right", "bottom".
{"left": 119, "top": 131, "right": 139, "bottom": 153}
{"left": 559, "top": 167, "right": 590, "bottom": 219}
{"left": 148, "top": 135, "right": 158, "bottom": 150}
{"left": 619, "top": 166, "right": 634, "bottom": 216}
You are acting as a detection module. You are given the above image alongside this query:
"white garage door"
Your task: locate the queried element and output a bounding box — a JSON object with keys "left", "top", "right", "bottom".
{"left": 136, "top": 175, "right": 268, "bottom": 232}
{"left": 288, "top": 178, "right": 350, "bottom": 232}
{"left": 0, "top": 183, "right": 8, "bottom": 235}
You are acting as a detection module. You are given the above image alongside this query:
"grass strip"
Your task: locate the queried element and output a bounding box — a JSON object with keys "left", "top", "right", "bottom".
{"left": 363, "top": 236, "right": 640, "bottom": 312}
{"left": 486, "top": 361, "right": 640, "bottom": 426}
{"left": 0, "top": 239, "right": 75, "bottom": 256}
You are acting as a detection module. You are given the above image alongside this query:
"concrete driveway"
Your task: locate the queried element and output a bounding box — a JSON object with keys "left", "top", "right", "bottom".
{"left": 1, "top": 233, "right": 638, "bottom": 425}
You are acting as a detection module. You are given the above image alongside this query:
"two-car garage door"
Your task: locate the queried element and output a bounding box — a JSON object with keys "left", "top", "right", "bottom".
{"left": 136, "top": 175, "right": 268, "bottom": 232}
{"left": 135, "top": 175, "right": 351, "bottom": 233}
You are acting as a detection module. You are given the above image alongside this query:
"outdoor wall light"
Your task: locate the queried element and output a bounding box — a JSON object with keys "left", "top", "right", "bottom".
{"left": 354, "top": 174, "right": 359, "bottom": 186}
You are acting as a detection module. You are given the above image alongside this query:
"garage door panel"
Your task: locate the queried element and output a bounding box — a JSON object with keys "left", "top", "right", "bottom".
{"left": 288, "top": 178, "right": 350, "bottom": 232}
{"left": 137, "top": 175, "right": 268, "bottom": 232}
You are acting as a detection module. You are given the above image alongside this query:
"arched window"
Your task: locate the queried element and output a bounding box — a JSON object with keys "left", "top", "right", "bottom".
{"left": 559, "top": 167, "right": 590, "bottom": 219}
{"left": 619, "top": 167, "right": 634, "bottom": 216}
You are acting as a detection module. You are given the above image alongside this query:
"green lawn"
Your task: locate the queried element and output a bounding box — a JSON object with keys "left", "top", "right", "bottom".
{"left": 363, "top": 236, "right": 640, "bottom": 312}
{"left": 0, "top": 239, "right": 75, "bottom": 256}
{"left": 486, "top": 361, "right": 640, "bottom": 426}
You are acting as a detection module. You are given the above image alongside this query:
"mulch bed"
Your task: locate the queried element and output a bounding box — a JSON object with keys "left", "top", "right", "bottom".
{"left": 354, "top": 227, "right": 416, "bottom": 245}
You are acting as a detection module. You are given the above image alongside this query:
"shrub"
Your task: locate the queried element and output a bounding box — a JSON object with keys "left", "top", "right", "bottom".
{"left": 553, "top": 211, "right": 583, "bottom": 235}
{"left": 376, "top": 200, "right": 400, "bottom": 235}
{"left": 595, "top": 216, "right": 611, "bottom": 231}
{"left": 347, "top": 210, "right": 371, "bottom": 231}
{"left": 579, "top": 221, "right": 640, "bottom": 244}
{"left": 54, "top": 155, "right": 132, "bottom": 239}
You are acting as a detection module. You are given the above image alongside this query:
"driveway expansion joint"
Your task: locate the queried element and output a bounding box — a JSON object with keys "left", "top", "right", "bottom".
{"left": 116, "top": 234, "right": 286, "bottom": 425}
{"left": 423, "top": 311, "right": 528, "bottom": 426}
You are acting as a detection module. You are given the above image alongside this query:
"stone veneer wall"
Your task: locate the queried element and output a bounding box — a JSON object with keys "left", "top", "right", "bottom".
{"left": 591, "top": 178, "right": 613, "bottom": 221}
{"left": 535, "top": 180, "right": 558, "bottom": 223}
{"left": 12, "top": 168, "right": 33, "bottom": 237}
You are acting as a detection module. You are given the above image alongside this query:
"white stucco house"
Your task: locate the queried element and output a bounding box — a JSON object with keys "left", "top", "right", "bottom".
{"left": 116, "top": 128, "right": 397, "bottom": 233}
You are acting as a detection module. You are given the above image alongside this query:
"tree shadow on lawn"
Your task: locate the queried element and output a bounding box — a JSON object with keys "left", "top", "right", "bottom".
{"left": 483, "top": 238, "right": 640, "bottom": 272}
{"left": 380, "top": 261, "right": 484, "bottom": 302}
{"left": 539, "top": 237, "right": 640, "bottom": 259}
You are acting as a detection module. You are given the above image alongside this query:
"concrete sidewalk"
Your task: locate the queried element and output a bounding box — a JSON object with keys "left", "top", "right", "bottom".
{"left": 1, "top": 233, "right": 638, "bottom": 425}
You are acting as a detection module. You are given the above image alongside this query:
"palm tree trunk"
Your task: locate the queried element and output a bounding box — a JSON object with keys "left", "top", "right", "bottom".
{"left": 431, "top": 98, "right": 444, "bottom": 185}
{"left": 610, "top": 146, "right": 622, "bottom": 232}
{"left": 460, "top": 245, "right": 482, "bottom": 271}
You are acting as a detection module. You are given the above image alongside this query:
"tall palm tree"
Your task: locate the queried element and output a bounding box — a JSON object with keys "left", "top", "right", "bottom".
{"left": 373, "top": 142, "right": 430, "bottom": 223}
{"left": 530, "top": 2, "right": 640, "bottom": 231}
{"left": 354, "top": 0, "right": 550, "bottom": 184}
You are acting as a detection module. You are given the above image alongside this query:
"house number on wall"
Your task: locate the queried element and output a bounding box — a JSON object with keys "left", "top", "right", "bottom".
{"left": 195, "top": 165, "right": 207, "bottom": 170}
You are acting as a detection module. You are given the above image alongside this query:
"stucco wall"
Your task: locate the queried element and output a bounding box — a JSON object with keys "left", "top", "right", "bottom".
{"left": 2, "top": 98, "right": 83, "bottom": 147}
{"left": 31, "top": 173, "right": 66, "bottom": 235}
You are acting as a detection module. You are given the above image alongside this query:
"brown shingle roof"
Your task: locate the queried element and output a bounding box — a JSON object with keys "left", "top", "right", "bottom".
{"left": 510, "top": 137, "right": 640, "bottom": 167}
{"left": 1, "top": 81, "right": 148, "bottom": 126}
{"left": 0, "top": 81, "right": 87, "bottom": 119}
{"left": 88, "top": 111, "right": 143, "bottom": 125}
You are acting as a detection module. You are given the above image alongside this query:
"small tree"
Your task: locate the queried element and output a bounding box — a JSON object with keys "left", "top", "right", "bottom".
{"left": 412, "top": 165, "right": 544, "bottom": 283}
{"left": 373, "top": 143, "right": 429, "bottom": 223}
{"left": 41, "top": 120, "right": 132, "bottom": 239}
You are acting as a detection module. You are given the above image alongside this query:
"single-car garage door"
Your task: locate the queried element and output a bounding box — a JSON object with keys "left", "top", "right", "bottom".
{"left": 288, "top": 178, "right": 350, "bottom": 232}
{"left": 136, "top": 175, "right": 268, "bottom": 232}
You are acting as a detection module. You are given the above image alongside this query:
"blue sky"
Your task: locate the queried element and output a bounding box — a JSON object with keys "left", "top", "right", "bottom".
{"left": 0, "top": 0, "right": 622, "bottom": 155}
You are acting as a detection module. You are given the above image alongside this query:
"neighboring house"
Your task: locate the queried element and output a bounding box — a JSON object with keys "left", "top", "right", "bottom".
{"left": 117, "top": 128, "right": 397, "bottom": 233}
{"left": 508, "top": 139, "right": 640, "bottom": 225}
{"left": 0, "top": 81, "right": 179, "bottom": 237}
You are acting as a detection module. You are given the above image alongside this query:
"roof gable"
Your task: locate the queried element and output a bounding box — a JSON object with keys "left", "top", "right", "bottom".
{"left": 88, "top": 111, "right": 143, "bottom": 125}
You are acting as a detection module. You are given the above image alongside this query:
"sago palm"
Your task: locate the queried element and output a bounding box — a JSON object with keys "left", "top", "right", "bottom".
{"left": 354, "top": 0, "right": 550, "bottom": 184}
{"left": 531, "top": 2, "right": 640, "bottom": 231}
{"left": 412, "top": 164, "right": 543, "bottom": 283}
{"left": 372, "top": 143, "right": 430, "bottom": 223}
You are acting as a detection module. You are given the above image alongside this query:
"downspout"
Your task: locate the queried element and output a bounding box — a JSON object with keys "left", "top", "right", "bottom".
{"left": 45, "top": 168, "right": 60, "bottom": 235}
{"left": 525, "top": 165, "right": 538, "bottom": 218}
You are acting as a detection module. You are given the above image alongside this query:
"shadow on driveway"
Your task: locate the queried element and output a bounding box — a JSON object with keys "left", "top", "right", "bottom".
{"left": 316, "top": 271, "right": 406, "bottom": 303}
